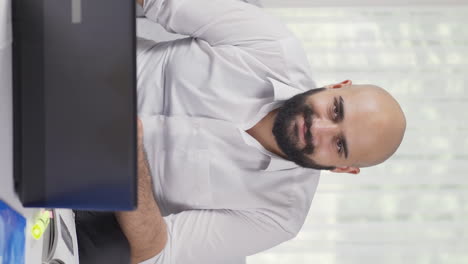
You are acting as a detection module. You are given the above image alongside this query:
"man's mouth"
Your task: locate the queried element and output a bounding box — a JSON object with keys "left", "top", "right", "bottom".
{"left": 302, "top": 108, "right": 314, "bottom": 152}
{"left": 296, "top": 115, "right": 309, "bottom": 147}
{"left": 303, "top": 118, "right": 308, "bottom": 145}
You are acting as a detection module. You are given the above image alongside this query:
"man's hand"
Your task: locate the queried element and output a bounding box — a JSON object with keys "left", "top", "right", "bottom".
{"left": 115, "top": 118, "right": 167, "bottom": 264}
{"left": 136, "top": 0, "right": 144, "bottom": 7}
{"left": 137, "top": 118, "right": 144, "bottom": 153}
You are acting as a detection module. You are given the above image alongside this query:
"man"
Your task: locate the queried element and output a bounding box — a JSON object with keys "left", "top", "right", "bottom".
{"left": 116, "top": 0, "right": 406, "bottom": 263}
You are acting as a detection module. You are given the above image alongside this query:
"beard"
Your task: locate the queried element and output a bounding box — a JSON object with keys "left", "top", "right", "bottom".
{"left": 272, "top": 88, "right": 335, "bottom": 170}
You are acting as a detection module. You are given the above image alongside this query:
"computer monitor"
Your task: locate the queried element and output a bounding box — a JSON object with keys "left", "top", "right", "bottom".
{"left": 12, "top": 0, "right": 137, "bottom": 210}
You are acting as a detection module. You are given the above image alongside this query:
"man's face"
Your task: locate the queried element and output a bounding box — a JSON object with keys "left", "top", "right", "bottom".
{"left": 272, "top": 81, "right": 405, "bottom": 172}
{"left": 272, "top": 88, "right": 332, "bottom": 170}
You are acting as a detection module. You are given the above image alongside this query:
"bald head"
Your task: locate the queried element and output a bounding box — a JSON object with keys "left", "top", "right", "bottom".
{"left": 271, "top": 80, "right": 406, "bottom": 173}
{"left": 346, "top": 84, "right": 406, "bottom": 167}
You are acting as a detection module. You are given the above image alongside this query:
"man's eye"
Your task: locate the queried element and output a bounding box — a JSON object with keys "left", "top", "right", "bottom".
{"left": 337, "top": 139, "right": 343, "bottom": 152}
{"left": 333, "top": 105, "right": 339, "bottom": 119}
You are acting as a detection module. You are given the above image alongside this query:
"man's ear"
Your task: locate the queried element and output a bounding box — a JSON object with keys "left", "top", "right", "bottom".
{"left": 325, "top": 80, "right": 352, "bottom": 89}
{"left": 330, "top": 166, "right": 360, "bottom": 174}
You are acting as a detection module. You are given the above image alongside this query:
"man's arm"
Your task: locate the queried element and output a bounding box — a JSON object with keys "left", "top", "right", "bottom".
{"left": 138, "top": 0, "right": 292, "bottom": 47}
{"left": 137, "top": 0, "right": 262, "bottom": 8}
{"left": 115, "top": 119, "right": 167, "bottom": 264}
{"left": 112, "top": 124, "right": 293, "bottom": 264}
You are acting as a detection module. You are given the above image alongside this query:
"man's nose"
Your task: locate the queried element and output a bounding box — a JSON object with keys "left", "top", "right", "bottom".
{"left": 311, "top": 118, "right": 339, "bottom": 144}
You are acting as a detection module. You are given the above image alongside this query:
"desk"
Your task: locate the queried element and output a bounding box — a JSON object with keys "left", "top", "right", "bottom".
{"left": 1, "top": 0, "right": 45, "bottom": 262}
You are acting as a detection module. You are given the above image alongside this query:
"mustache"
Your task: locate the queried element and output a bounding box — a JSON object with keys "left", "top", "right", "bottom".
{"left": 302, "top": 107, "right": 314, "bottom": 155}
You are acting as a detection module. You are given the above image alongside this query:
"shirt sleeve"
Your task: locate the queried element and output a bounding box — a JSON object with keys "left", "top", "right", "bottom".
{"left": 138, "top": 209, "right": 294, "bottom": 264}
{"left": 142, "top": 0, "right": 293, "bottom": 47}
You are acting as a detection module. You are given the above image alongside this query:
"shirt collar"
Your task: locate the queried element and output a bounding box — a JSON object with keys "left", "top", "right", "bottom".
{"left": 239, "top": 78, "right": 308, "bottom": 171}
{"left": 240, "top": 78, "right": 303, "bottom": 131}
{"left": 268, "top": 77, "right": 304, "bottom": 102}
{"left": 264, "top": 152, "right": 300, "bottom": 171}
{"left": 238, "top": 127, "right": 300, "bottom": 171}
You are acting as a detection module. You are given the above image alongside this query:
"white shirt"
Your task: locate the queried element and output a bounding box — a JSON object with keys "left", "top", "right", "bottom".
{"left": 136, "top": 0, "right": 321, "bottom": 263}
